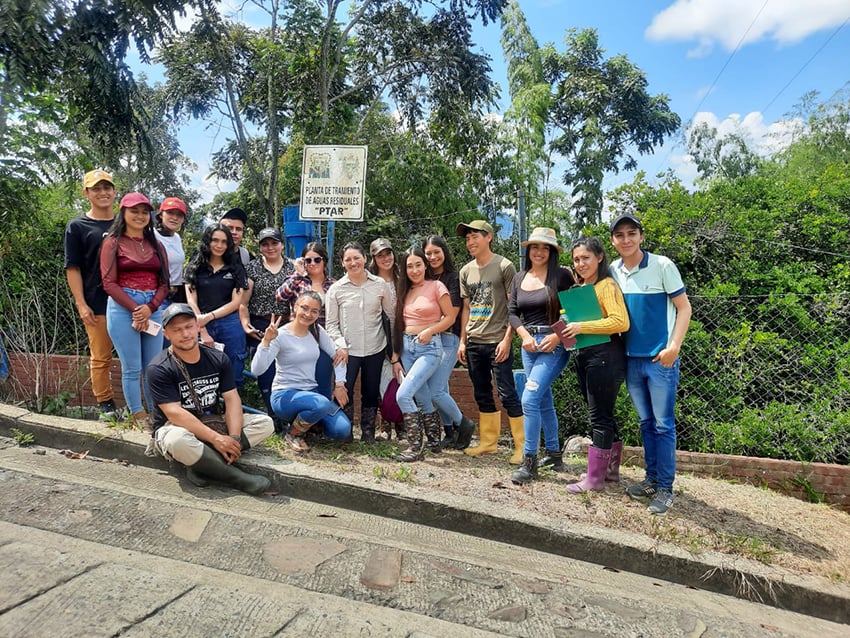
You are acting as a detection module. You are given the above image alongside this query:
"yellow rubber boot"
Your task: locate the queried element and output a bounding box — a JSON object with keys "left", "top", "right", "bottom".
{"left": 464, "top": 412, "right": 500, "bottom": 456}
{"left": 508, "top": 415, "right": 525, "bottom": 465}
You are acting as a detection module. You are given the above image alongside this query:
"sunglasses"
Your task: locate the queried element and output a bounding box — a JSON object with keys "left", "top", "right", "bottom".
{"left": 303, "top": 257, "right": 324, "bottom": 264}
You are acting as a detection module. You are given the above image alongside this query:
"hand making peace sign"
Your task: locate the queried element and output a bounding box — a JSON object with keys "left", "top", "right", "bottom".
{"left": 260, "top": 313, "right": 284, "bottom": 346}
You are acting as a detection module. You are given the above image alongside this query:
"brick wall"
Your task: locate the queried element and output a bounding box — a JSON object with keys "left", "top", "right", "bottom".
{"left": 4, "top": 352, "right": 849, "bottom": 512}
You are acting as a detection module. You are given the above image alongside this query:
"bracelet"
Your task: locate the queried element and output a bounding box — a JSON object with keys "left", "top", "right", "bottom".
{"left": 229, "top": 434, "right": 241, "bottom": 442}
{"left": 210, "top": 311, "right": 216, "bottom": 320}
{"left": 391, "top": 359, "right": 400, "bottom": 364}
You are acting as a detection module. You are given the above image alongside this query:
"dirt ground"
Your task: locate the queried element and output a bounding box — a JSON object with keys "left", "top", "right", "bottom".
{"left": 264, "top": 431, "right": 850, "bottom": 585}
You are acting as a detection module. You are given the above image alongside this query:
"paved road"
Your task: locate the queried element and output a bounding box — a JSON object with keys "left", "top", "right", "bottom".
{"left": 0, "top": 439, "right": 846, "bottom": 637}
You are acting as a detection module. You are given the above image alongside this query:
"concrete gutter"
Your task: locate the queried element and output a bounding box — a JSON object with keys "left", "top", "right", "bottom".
{"left": 1, "top": 402, "right": 848, "bottom": 625}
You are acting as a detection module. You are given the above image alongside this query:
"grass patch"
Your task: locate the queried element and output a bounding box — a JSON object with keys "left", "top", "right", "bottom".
{"left": 10, "top": 428, "right": 35, "bottom": 446}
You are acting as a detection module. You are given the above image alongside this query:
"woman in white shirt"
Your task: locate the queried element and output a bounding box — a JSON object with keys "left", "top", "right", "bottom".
{"left": 251, "top": 291, "right": 350, "bottom": 452}
{"left": 325, "top": 242, "right": 396, "bottom": 443}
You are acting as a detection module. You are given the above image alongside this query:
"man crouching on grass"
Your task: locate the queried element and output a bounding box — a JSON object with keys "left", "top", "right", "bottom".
{"left": 146, "top": 303, "right": 273, "bottom": 495}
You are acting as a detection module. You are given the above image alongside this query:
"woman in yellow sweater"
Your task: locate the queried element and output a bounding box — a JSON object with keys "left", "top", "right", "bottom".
{"left": 560, "top": 236, "right": 630, "bottom": 493}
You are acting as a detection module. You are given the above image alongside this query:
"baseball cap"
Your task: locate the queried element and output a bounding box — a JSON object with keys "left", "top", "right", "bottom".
{"left": 161, "top": 303, "right": 196, "bottom": 327}
{"left": 119, "top": 192, "right": 153, "bottom": 211}
{"left": 257, "top": 227, "right": 283, "bottom": 243}
{"left": 159, "top": 197, "right": 187, "bottom": 215}
{"left": 609, "top": 213, "right": 643, "bottom": 234}
{"left": 370, "top": 237, "right": 393, "bottom": 256}
{"left": 83, "top": 170, "right": 114, "bottom": 189}
{"left": 221, "top": 207, "right": 248, "bottom": 224}
{"left": 456, "top": 219, "right": 494, "bottom": 237}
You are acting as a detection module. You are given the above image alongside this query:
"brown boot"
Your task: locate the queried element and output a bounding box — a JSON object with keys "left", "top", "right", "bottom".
{"left": 396, "top": 413, "right": 423, "bottom": 462}
{"left": 423, "top": 412, "right": 443, "bottom": 453}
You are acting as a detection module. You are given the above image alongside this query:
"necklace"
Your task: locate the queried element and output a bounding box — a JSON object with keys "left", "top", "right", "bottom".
{"left": 127, "top": 235, "right": 146, "bottom": 254}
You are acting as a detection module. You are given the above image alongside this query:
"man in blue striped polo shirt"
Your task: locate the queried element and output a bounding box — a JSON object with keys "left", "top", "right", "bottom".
{"left": 610, "top": 213, "right": 692, "bottom": 515}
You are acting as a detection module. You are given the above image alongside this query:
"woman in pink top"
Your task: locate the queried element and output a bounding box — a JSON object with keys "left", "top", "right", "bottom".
{"left": 100, "top": 193, "right": 169, "bottom": 433}
{"left": 393, "top": 247, "right": 456, "bottom": 462}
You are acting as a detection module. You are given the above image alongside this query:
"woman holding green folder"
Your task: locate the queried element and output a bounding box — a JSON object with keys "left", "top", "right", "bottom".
{"left": 561, "top": 236, "right": 630, "bottom": 493}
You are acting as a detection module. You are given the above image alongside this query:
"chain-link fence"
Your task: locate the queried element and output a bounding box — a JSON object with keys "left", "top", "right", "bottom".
{"left": 2, "top": 253, "right": 848, "bottom": 465}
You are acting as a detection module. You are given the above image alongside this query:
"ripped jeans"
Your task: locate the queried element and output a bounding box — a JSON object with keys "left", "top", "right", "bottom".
{"left": 520, "top": 334, "right": 571, "bottom": 455}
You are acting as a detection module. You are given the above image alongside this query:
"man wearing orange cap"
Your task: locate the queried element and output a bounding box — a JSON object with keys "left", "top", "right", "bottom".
{"left": 64, "top": 170, "right": 118, "bottom": 420}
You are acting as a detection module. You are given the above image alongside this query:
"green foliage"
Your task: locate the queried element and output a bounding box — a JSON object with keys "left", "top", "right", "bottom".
{"left": 10, "top": 428, "right": 35, "bottom": 447}
{"left": 542, "top": 28, "right": 680, "bottom": 225}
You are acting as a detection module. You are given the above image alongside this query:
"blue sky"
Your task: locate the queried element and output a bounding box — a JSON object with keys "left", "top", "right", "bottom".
{"left": 165, "top": 0, "right": 850, "bottom": 203}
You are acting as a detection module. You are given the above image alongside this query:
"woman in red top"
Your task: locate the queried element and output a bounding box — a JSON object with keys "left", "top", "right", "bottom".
{"left": 100, "top": 193, "right": 169, "bottom": 433}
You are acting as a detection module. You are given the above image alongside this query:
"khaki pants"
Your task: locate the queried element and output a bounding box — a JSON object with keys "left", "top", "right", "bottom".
{"left": 84, "top": 315, "right": 114, "bottom": 403}
{"left": 154, "top": 413, "right": 274, "bottom": 465}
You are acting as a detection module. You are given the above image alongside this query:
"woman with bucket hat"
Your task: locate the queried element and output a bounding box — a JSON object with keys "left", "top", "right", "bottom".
{"left": 508, "top": 227, "right": 576, "bottom": 485}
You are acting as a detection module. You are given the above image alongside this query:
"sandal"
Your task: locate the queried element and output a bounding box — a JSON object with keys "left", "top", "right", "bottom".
{"left": 285, "top": 432, "right": 310, "bottom": 452}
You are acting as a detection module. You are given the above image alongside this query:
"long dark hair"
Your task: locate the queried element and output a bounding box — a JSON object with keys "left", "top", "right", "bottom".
{"left": 102, "top": 202, "right": 169, "bottom": 285}
{"left": 520, "top": 243, "right": 563, "bottom": 324}
{"left": 368, "top": 241, "right": 399, "bottom": 282}
{"left": 423, "top": 235, "right": 456, "bottom": 275}
{"left": 570, "top": 236, "right": 612, "bottom": 283}
{"left": 184, "top": 224, "right": 241, "bottom": 289}
{"left": 393, "top": 247, "right": 434, "bottom": 354}
{"left": 302, "top": 241, "right": 330, "bottom": 279}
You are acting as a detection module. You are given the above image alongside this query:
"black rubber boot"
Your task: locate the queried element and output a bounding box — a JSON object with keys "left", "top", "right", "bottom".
{"left": 440, "top": 425, "right": 457, "bottom": 448}
{"left": 187, "top": 446, "right": 270, "bottom": 495}
{"left": 396, "top": 413, "right": 423, "bottom": 462}
{"left": 539, "top": 449, "right": 565, "bottom": 472}
{"left": 454, "top": 415, "right": 475, "bottom": 450}
{"left": 360, "top": 406, "right": 378, "bottom": 444}
{"left": 511, "top": 454, "right": 538, "bottom": 485}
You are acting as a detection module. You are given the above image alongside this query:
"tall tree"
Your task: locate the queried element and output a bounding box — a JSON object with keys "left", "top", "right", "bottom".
{"left": 158, "top": 0, "right": 507, "bottom": 227}
{"left": 543, "top": 28, "right": 680, "bottom": 226}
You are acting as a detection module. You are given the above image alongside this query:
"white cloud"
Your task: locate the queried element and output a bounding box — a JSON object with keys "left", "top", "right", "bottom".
{"left": 646, "top": 0, "right": 850, "bottom": 56}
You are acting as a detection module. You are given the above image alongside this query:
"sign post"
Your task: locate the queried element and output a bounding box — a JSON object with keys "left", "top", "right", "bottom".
{"left": 300, "top": 145, "right": 367, "bottom": 221}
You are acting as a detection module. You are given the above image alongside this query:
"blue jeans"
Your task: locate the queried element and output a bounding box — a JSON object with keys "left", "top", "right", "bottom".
{"left": 397, "top": 333, "right": 442, "bottom": 414}
{"left": 432, "top": 332, "right": 462, "bottom": 426}
{"left": 270, "top": 388, "right": 351, "bottom": 439}
{"left": 205, "top": 312, "right": 246, "bottom": 388}
{"left": 520, "top": 335, "right": 570, "bottom": 455}
{"left": 106, "top": 289, "right": 163, "bottom": 415}
{"left": 626, "top": 357, "right": 680, "bottom": 490}
{"left": 466, "top": 342, "right": 523, "bottom": 417}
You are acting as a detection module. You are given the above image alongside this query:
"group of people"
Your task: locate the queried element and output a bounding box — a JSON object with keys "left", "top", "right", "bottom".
{"left": 65, "top": 169, "right": 691, "bottom": 514}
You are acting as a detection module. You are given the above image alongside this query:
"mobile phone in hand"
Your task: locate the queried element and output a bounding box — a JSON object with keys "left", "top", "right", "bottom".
{"left": 143, "top": 320, "right": 162, "bottom": 336}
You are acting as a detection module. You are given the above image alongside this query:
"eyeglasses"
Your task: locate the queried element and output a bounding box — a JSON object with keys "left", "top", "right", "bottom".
{"left": 297, "top": 305, "right": 320, "bottom": 316}
{"left": 303, "top": 257, "right": 324, "bottom": 264}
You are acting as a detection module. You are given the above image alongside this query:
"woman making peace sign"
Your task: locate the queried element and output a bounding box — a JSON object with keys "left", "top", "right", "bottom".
{"left": 250, "top": 291, "right": 351, "bottom": 451}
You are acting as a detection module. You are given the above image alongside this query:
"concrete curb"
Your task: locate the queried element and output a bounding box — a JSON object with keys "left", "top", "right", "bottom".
{"left": 2, "top": 403, "right": 848, "bottom": 625}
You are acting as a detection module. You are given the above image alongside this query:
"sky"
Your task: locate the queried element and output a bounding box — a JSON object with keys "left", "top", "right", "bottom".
{"left": 164, "top": 0, "right": 850, "bottom": 204}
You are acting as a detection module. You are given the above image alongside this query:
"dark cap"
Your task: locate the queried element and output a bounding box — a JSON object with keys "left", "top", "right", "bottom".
{"left": 221, "top": 207, "right": 248, "bottom": 224}
{"left": 370, "top": 237, "right": 393, "bottom": 256}
{"left": 456, "top": 219, "right": 494, "bottom": 237}
{"left": 609, "top": 213, "right": 643, "bottom": 234}
{"left": 162, "top": 303, "right": 196, "bottom": 327}
{"left": 257, "top": 227, "right": 283, "bottom": 243}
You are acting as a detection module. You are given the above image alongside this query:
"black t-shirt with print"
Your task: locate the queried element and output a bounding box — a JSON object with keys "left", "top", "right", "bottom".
{"left": 147, "top": 345, "right": 236, "bottom": 431}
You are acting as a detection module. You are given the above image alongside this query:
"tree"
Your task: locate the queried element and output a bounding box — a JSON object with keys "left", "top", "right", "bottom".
{"left": 158, "top": 0, "right": 508, "bottom": 227}
{"left": 543, "top": 29, "right": 680, "bottom": 226}
{"left": 686, "top": 121, "right": 761, "bottom": 184}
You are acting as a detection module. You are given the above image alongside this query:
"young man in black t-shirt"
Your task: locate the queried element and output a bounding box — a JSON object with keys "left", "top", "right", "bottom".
{"left": 63, "top": 170, "right": 117, "bottom": 419}
{"left": 146, "top": 303, "right": 273, "bottom": 495}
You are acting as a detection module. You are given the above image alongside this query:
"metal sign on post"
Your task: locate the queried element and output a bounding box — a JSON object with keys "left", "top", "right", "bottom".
{"left": 300, "top": 145, "right": 367, "bottom": 221}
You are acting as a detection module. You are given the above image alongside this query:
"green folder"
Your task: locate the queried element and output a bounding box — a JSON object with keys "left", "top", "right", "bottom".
{"left": 557, "top": 285, "right": 611, "bottom": 349}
